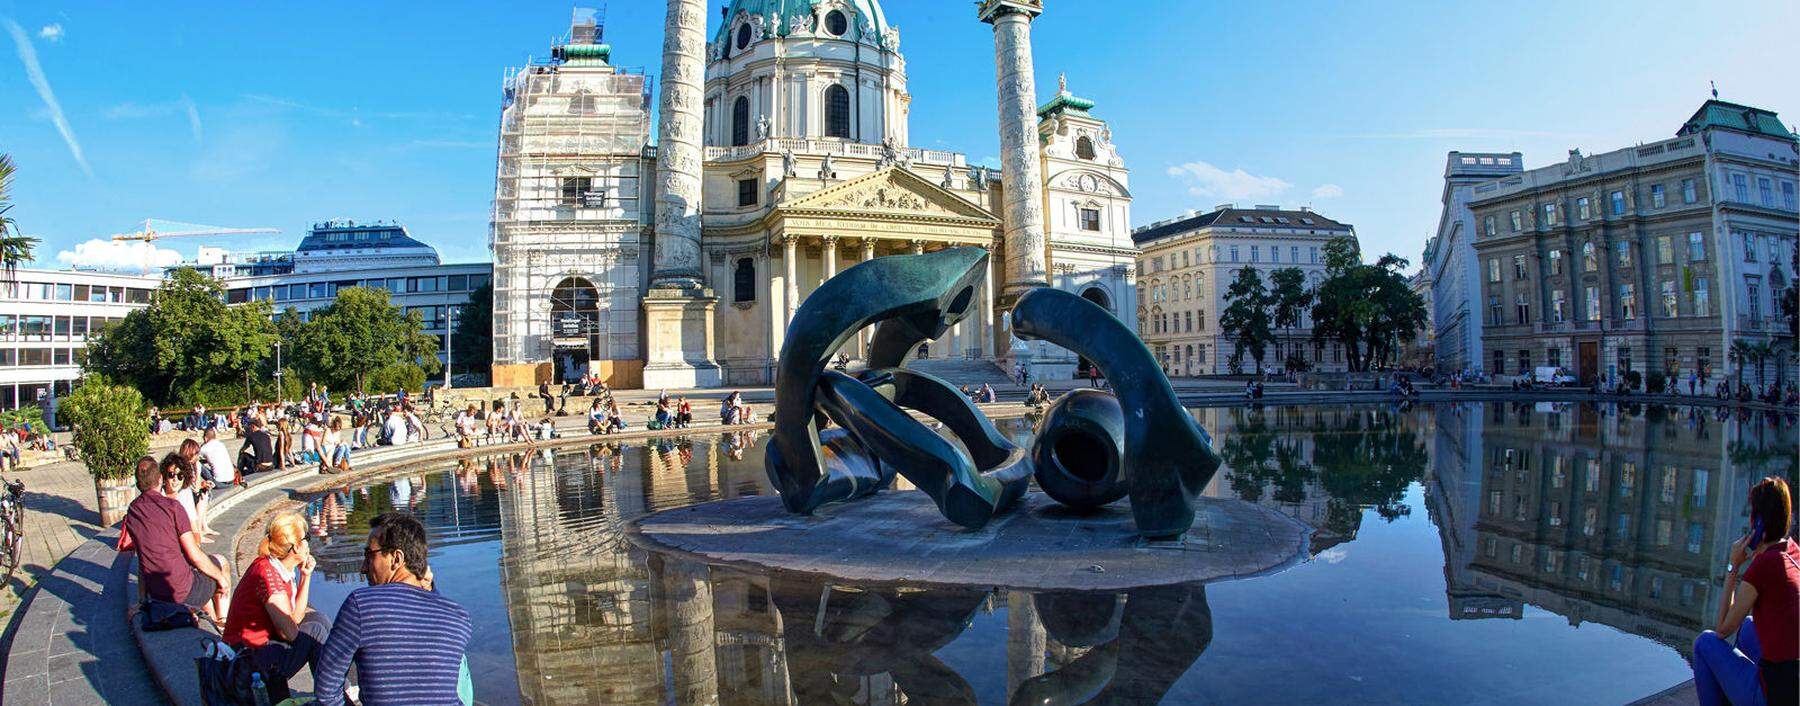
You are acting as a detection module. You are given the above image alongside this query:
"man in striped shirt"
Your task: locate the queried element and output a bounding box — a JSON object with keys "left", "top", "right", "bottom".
{"left": 314, "top": 512, "right": 472, "bottom": 706}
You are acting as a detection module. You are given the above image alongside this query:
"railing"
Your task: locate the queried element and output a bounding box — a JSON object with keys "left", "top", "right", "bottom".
{"left": 704, "top": 137, "right": 967, "bottom": 168}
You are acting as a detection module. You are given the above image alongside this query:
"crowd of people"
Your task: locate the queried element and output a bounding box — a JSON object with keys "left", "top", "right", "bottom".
{"left": 0, "top": 424, "right": 60, "bottom": 473}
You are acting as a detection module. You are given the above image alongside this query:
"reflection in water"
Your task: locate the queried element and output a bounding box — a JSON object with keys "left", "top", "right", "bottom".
{"left": 299, "top": 406, "right": 1797, "bottom": 704}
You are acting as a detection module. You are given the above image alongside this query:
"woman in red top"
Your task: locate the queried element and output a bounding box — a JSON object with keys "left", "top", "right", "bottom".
{"left": 1693, "top": 476, "right": 1800, "bottom": 706}
{"left": 221, "top": 512, "right": 328, "bottom": 701}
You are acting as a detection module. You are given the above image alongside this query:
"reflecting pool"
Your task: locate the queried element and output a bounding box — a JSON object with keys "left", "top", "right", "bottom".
{"left": 297, "top": 403, "right": 1797, "bottom": 705}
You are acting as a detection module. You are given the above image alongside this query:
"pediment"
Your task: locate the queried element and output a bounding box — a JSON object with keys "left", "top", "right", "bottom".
{"left": 779, "top": 166, "right": 1000, "bottom": 223}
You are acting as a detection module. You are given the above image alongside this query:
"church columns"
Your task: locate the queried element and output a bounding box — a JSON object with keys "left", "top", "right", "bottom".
{"left": 821, "top": 235, "right": 840, "bottom": 285}
{"left": 982, "top": 243, "right": 997, "bottom": 358}
{"left": 859, "top": 239, "right": 877, "bottom": 360}
{"left": 649, "top": 0, "right": 708, "bottom": 286}
{"left": 782, "top": 236, "right": 799, "bottom": 330}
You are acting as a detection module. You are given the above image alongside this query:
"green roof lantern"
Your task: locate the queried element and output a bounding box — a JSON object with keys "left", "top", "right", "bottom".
{"left": 555, "top": 42, "right": 612, "bottom": 67}
{"left": 713, "top": 0, "right": 892, "bottom": 51}
{"left": 1037, "top": 73, "right": 1096, "bottom": 118}
{"left": 1678, "top": 99, "right": 1796, "bottom": 140}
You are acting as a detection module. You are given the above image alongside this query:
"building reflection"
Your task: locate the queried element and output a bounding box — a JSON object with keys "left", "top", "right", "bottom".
{"left": 1427, "top": 403, "right": 1795, "bottom": 656}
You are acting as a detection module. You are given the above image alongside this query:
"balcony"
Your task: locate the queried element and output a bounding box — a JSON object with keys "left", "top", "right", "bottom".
{"left": 704, "top": 137, "right": 966, "bottom": 168}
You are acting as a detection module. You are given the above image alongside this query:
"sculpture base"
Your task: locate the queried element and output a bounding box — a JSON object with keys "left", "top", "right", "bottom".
{"left": 642, "top": 287, "right": 721, "bottom": 390}
{"left": 629, "top": 491, "right": 1311, "bottom": 591}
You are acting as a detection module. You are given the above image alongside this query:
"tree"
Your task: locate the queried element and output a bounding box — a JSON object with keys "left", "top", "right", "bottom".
{"left": 451, "top": 282, "right": 493, "bottom": 376}
{"left": 86, "top": 268, "right": 242, "bottom": 404}
{"left": 1729, "top": 339, "right": 1755, "bottom": 387}
{"left": 1309, "top": 238, "right": 1427, "bottom": 372}
{"left": 209, "top": 300, "right": 281, "bottom": 403}
{"left": 1269, "top": 267, "right": 1314, "bottom": 372}
{"left": 62, "top": 377, "right": 148, "bottom": 482}
{"left": 0, "top": 154, "right": 39, "bottom": 283}
{"left": 296, "top": 286, "right": 441, "bottom": 394}
{"left": 1219, "top": 266, "right": 1274, "bottom": 375}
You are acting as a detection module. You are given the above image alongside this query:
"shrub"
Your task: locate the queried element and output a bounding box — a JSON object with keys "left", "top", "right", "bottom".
{"left": 61, "top": 377, "right": 149, "bottom": 481}
{"left": 0, "top": 405, "right": 48, "bottom": 435}
{"left": 1623, "top": 370, "right": 1643, "bottom": 391}
{"left": 1645, "top": 371, "right": 1666, "bottom": 394}
{"left": 366, "top": 364, "right": 426, "bottom": 396}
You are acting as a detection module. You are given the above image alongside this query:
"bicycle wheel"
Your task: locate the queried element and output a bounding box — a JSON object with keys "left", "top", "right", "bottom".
{"left": 1, "top": 502, "right": 21, "bottom": 584}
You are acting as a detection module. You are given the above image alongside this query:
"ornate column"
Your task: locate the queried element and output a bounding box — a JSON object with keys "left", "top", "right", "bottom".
{"left": 910, "top": 239, "right": 925, "bottom": 255}
{"left": 641, "top": 0, "right": 721, "bottom": 389}
{"left": 982, "top": 243, "right": 998, "bottom": 358}
{"left": 860, "top": 239, "right": 877, "bottom": 359}
{"left": 783, "top": 236, "right": 799, "bottom": 330}
{"left": 822, "top": 235, "right": 839, "bottom": 284}
{"left": 978, "top": 0, "right": 1049, "bottom": 301}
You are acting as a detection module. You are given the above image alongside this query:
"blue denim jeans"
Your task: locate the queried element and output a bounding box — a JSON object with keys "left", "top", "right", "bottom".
{"left": 1694, "top": 616, "right": 1766, "bottom": 706}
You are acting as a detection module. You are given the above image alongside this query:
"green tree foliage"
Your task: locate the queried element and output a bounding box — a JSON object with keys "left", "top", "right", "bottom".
{"left": 1269, "top": 267, "right": 1314, "bottom": 372}
{"left": 61, "top": 377, "right": 149, "bottom": 481}
{"left": 86, "top": 268, "right": 277, "bottom": 404}
{"left": 1309, "top": 237, "right": 1428, "bottom": 372}
{"left": 295, "top": 286, "right": 441, "bottom": 394}
{"left": 451, "top": 282, "right": 492, "bottom": 375}
{"left": 1219, "top": 266, "right": 1275, "bottom": 374}
{"left": 0, "top": 154, "right": 39, "bottom": 283}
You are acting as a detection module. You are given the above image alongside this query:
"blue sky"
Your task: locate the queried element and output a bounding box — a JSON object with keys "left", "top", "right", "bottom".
{"left": 3, "top": 1, "right": 1796, "bottom": 273}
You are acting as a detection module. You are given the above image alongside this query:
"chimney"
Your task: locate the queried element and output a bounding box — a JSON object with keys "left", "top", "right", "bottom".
{"left": 1214, "top": 203, "right": 1234, "bottom": 212}
{"left": 1254, "top": 204, "right": 1280, "bottom": 211}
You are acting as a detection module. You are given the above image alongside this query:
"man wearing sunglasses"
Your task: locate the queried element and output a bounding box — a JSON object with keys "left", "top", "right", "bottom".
{"left": 312, "top": 512, "right": 473, "bottom": 706}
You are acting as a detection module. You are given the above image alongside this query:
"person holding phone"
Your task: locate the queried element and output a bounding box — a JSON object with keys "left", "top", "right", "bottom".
{"left": 1693, "top": 476, "right": 1799, "bottom": 706}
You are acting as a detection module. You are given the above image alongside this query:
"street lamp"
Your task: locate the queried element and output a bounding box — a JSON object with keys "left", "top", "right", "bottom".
{"left": 444, "top": 304, "right": 459, "bottom": 389}
{"left": 273, "top": 340, "right": 284, "bottom": 401}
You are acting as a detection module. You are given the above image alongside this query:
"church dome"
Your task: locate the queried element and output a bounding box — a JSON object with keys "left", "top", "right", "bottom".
{"left": 714, "top": 0, "right": 892, "bottom": 52}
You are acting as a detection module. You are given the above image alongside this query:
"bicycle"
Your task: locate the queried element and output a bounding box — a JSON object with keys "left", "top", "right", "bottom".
{"left": 1, "top": 477, "right": 24, "bottom": 586}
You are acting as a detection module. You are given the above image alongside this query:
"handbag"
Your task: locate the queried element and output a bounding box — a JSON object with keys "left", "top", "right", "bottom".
{"left": 139, "top": 598, "right": 198, "bottom": 632}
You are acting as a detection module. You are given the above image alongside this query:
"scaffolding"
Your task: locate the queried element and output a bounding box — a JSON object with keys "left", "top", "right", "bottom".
{"left": 490, "top": 6, "right": 655, "bottom": 372}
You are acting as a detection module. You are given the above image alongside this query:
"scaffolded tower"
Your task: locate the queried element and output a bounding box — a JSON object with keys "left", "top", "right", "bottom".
{"left": 491, "top": 7, "right": 654, "bottom": 386}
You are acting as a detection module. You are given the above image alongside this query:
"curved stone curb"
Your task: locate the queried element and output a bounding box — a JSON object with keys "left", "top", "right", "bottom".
{"left": 629, "top": 491, "right": 1315, "bottom": 592}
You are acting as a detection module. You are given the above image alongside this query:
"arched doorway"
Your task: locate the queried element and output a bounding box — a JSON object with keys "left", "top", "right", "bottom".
{"left": 550, "top": 277, "right": 601, "bottom": 383}
{"left": 1077, "top": 287, "right": 1112, "bottom": 377}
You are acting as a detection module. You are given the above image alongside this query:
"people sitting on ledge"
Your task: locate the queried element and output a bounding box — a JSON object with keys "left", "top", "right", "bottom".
{"left": 1691, "top": 475, "right": 1798, "bottom": 706}
{"left": 220, "top": 512, "right": 328, "bottom": 702}
{"left": 122, "top": 454, "right": 233, "bottom": 626}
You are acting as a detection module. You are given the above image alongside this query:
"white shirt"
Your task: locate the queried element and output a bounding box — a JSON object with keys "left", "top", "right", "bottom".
{"left": 198, "top": 439, "right": 233, "bottom": 482}
{"left": 384, "top": 413, "right": 408, "bottom": 446}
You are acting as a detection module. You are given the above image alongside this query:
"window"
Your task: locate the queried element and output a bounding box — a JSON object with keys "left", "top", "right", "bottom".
{"left": 1484, "top": 216, "right": 1496, "bottom": 237}
{"left": 560, "top": 176, "right": 594, "bottom": 207}
{"left": 1698, "top": 348, "right": 1711, "bottom": 378}
{"left": 737, "top": 178, "right": 758, "bottom": 207}
{"left": 1661, "top": 280, "right": 1678, "bottom": 318}
{"left": 1619, "top": 283, "right": 1636, "bottom": 319}
{"left": 1509, "top": 210, "right": 1523, "bottom": 232}
{"left": 1682, "top": 178, "right": 1697, "bottom": 204}
{"left": 1547, "top": 347, "right": 1563, "bottom": 368}
{"left": 1515, "top": 293, "right": 1530, "bottom": 323}
{"left": 1610, "top": 190, "right": 1626, "bottom": 215}
{"left": 1692, "top": 278, "right": 1710, "bottom": 317}
{"left": 1079, "top": 208, "right": 1101, "bottom": 231}
{"left": 1494, "top": 350, "right": 1506, "bottom": 374}
{"left": 735, "top": 22, "right": 752, "bottom": 50}
{"left": 1650, "top": 184, "right": 1665, "bottom": 209}
{"left": 1309, "top": 246, "right": 1318, "bottom": 263}
{"left": 1742, "top": 232, "right": 1756, "bottom": 262}
{"left": 1542, "top": 203, "right": 1558, "bottom": 226}
{"left": 1657, "top": 236, "right": 1674, "bottom": 264}
{"left": 1550, "top": 290, "right": 1566, "bottom": 323}
{"left": 1577, "top": 197, "right": 1592, "bottom": 220}
{"left": 1076, "top": 136, "right": 1096, "bottom": 160}
{"left": 731, "top": 96, "right": 751, "bottom": 146}
{"left": 1230, "top": 245, "right": 1239, "bottom": 262}
{"left": 1488, "top": 258, "right": 1501, "bottom": 283}
{"left": 1584, "top": 286, "right": 1601, "bottom": 321}
{"left": 825, "top": 85, "right": 851, "bottom": 139}
{"left": 1582, "top": 242, "right": 1597, "bottom": 272}
{"left": 732, "top": 258, "right": 756, "bottom": 303}
{"left": 1747, "top": 281, "right": 1762, "bottom": 319}
{"left": 1488, "top": 295, "right": 1502, "bottom": 325}
{"left": 824, "top": 9, "right": 849, "bottom": 36}
{"left": 1512, "top": 254, "right": 1526, "bottom": 279}
{"left": 1664, "top": 349, "right": 1679, "bottom": 376}
{"left": 1783, "top": 181, "right": 1797, "bottom": 210}
{"left": 1732, "top": 173, "right": 1749, "bottom": 202}
{"left": 1548, "top": 250, "right": 1563, "bottom": 275}
{"left": 1615, "top": 242, "right": 1631, "bottom": 268}
{"left": 1757, "top": 177, "right": 1774, "bottom": 206}
{"left": 1518, "top": 349, "right": 1532, "bottom": 374}
{"left": 1250, "top": 246, "right": 1260, "bottom": 263}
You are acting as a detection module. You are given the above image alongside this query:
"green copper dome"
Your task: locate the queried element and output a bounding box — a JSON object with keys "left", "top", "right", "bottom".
{"left": 713, "top": 0, "right": 892, "bottom": 50}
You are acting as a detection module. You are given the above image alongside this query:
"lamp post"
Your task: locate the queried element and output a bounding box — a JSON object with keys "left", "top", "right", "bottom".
{"left": 273, "top": 340, "right": 284, "bottom": 402}
{"left": 444, "top": 305, "right": 458, "bottom": 389}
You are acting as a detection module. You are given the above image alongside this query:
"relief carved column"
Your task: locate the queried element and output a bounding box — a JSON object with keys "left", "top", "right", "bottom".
{"left": 978, "top": 0, "right": 1049, "bottom": 300}
{"left": 650, "top": 0, "right": 708, "bottom": 287}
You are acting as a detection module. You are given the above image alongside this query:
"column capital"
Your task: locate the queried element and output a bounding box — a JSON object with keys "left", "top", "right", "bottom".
{"left": 977, "top": 0, "right": 1042, "bottom": 24}
{"left": 820, "top": 234, "right": 839, "bottom": 244}
{"left": 780, "top": 234, "right": 798, "bottom": 247}
{"left": 909, "top": 239, "right": 927, "bottom": 254}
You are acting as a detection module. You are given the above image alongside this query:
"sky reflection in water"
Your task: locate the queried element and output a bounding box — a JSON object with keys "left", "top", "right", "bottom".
{"left": 299, "top": 402, "right": 1797, "bottom": 705}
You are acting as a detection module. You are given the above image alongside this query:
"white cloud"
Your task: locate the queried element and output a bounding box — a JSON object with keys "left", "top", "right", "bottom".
{"left": 37, "top": 23, "right": 62, "bottom": 42}
{"left": 1316, "top": 547, "right": 1350, "bottom": 564}
{"left": 57, "top": 239, "right": 183, "bottom": 272}
{"left": 1166, "top": 160, "right": 1291, "bottom": 201}
{"left": 4, "top": 18, "right": 90, "bottom": 176}
{"left": 1312, "top": 183, "right": 1345, "bottom": 199}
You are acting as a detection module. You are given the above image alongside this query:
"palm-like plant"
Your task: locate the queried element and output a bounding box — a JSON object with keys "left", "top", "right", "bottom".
{"left": 0, "top": 154, "right": 40, "bottom": 284}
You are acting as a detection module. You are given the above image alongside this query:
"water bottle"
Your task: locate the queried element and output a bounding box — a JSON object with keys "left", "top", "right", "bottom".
{"left": 250, "top": 671, "right": 271, "bottom": 706}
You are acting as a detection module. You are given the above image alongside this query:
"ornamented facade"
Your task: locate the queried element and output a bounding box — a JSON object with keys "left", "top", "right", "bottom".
{"left": 490, "top": 1, "right": 1137, "bottom": 387}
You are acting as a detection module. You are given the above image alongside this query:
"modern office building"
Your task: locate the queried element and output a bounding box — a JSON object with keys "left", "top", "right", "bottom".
{"left": 1466, "top": 100, "right": 1797, "bottom": 386}
{"left": 0, "top": 269, "right": 161, "bottom": 408}
{"left": 1131, "top": 205, "right": 1355, "bottom": 375}
{"left": 1422, "top": 152, "right": 1524, "bottom": 375}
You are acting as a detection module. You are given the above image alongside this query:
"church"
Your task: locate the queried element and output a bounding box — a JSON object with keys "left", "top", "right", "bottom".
{"left": 490, "top": 0, "right": 1138, "bottom": 388}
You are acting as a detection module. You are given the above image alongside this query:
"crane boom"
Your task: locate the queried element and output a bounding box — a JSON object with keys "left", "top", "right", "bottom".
{"left": 109, "top": 219, "right": 280, "bottom": 242}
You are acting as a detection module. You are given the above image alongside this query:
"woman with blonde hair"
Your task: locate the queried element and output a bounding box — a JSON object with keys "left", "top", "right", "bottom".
{"left": 221, "top": 512, "right": 329, "bottom": 701}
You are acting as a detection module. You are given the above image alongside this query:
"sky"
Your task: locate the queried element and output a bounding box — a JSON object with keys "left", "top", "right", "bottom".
{"left": 2, "top": 0, "right": 1796, "bottom": 274}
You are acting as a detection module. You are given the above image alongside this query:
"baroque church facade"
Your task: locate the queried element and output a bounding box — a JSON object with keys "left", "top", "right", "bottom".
{"left": 491, "top": 0, "right": 1138, "bottom": 387}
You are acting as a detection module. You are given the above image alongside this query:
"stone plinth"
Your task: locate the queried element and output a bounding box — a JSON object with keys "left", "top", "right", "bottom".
{"left": 630, "top": 490, "right": 1311, "bottom": 591}
{"left": 642, "top": 286, "right": 721, "bottom": 389}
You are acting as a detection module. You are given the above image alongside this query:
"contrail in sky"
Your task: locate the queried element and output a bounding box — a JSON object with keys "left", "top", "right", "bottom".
{"left": 4, "top": 17, "right": 92, "bottom": 177}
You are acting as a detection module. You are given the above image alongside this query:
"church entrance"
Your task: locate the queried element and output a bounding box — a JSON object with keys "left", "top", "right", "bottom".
{"left": 553, "top": 345, "right": 589, "bottom": 384}
{"left": 1076, "top": 287, "right": 1112, "bottom": 377}
{"left": 550, "top": 277, "right": 602, "bottom": 383}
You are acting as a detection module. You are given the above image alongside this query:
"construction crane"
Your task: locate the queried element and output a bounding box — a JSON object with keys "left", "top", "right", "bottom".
{"left": 109, "top": 219, "right": 280, "bottom": 243}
